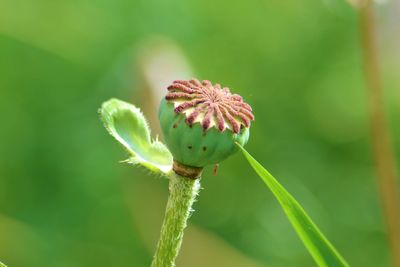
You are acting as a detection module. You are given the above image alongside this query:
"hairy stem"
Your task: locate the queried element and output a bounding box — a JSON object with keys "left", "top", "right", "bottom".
{"left": 359, "top": 2, "right": 400, "bottom": 266}
{"left": 151, "top": 172, "right": 200, "bottom": 267}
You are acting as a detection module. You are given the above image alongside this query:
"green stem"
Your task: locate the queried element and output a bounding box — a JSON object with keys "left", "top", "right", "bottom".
{"left": 151, "top": 172, "right": 200, "bottom": 267}
{"left": 358, "top": 2, "right": 400, "bottom": 266}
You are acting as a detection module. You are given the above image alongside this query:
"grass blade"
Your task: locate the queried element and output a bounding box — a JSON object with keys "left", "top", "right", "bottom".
{"left": 0, "top": 261, "right": 6, "bottom": 267}
{"left": 237, "top": 144, "right": 349, "bottom": 267}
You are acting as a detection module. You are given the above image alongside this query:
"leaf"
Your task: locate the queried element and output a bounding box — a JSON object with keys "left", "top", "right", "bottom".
{"left": 237, "top": 144, "right": 349, "bottom": 267}
{"left": 100, "top": 98, "right": 173, "bottom": 174}
{"left": 0, "top": 261, "right": 6, "bottom": 267}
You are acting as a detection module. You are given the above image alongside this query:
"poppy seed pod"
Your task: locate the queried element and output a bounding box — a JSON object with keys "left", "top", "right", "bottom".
{"left": 159, "top": 79, "right": 254, "bottom": 178}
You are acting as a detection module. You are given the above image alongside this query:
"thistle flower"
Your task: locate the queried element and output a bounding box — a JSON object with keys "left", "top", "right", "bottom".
{"left": 159, "top": 79, "right": 254, "bottom": 176}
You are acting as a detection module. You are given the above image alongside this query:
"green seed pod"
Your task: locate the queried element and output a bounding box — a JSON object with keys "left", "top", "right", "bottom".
{"left": 158, "top": 79, "right": 254, "bottom": 177}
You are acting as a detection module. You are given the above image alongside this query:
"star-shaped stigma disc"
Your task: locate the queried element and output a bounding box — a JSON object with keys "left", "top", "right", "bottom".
{"left": 165, "top": 79, "right": 254, "bottom": 133}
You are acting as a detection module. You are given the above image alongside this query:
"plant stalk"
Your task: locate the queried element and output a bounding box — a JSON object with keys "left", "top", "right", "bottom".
{"left": 151, "top": 172, "right": 200, "bottom": 267}
{"left": 359, "top": 2, "right": 400, "bottom": 266}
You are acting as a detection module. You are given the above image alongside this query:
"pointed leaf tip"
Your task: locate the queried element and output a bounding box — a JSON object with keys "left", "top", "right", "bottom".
{"left": 100, "top": 98, "right": 173, "bottom": 174}
{"left": 236, "top": 143, "right": 349, "bottom": 267}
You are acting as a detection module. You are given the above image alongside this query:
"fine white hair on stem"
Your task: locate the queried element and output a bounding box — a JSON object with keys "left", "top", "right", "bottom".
{"left": 151, "top": 172, "right": 201, "bottom": 267}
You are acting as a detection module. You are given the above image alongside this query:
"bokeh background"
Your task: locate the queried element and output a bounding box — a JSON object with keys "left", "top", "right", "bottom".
{"left": 1, "top": 0, "right": 399, "bottom": 266}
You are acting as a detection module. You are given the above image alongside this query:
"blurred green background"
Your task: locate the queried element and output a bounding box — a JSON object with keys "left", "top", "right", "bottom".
{"left": 1, "top": 0, "right": 399, "bottom": 266}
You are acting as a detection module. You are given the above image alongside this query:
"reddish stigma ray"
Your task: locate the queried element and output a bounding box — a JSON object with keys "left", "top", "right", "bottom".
{"left": 166, "top": 79, "right": 254, "bottom": 133}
